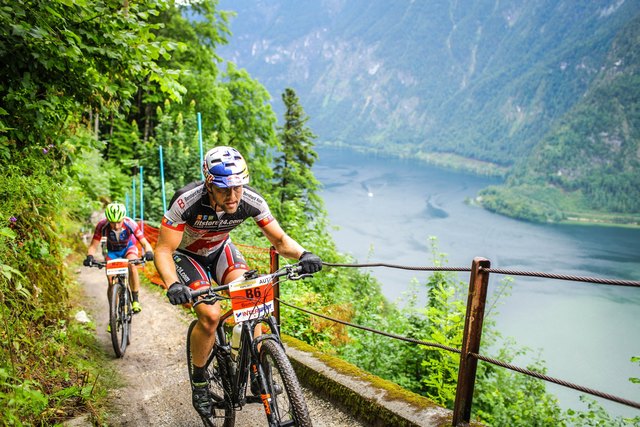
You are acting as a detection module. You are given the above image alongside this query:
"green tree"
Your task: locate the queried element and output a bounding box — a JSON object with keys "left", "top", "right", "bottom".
{"left": 273, "top": 88, "right": 322, "bottom": 222}
{"left": 0, "top": 0, "right": 182, "bottom": 152}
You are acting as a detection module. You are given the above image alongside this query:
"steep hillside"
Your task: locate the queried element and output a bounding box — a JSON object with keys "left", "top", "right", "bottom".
{"left": 217, "top": 0, "right": 640, "bottom": 170}
{"left": 479, "top": 14, "right": 640, "bottom": 224}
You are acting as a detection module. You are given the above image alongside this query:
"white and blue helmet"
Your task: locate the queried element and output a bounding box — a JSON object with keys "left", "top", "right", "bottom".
{"left": 202, "top": 146, "right": 250, "bottom": 188}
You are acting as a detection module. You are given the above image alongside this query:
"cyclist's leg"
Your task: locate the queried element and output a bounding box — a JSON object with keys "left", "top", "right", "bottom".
{"left": 124, "top": 243, "right": 141, "bottom": 312}
{"left": 105, "top": 248, "right": 126, "bottom": 312}
{"left": 210, "top": 240, "right": 260, "bottom": 338}
{"left": 125, "top": 243, "right": 140, "bottom": 292}
{"left": 175, "top": 252, "right": 221, "bottom": 370}
{"left": 174, "top": 252, "right": 222, "bottom": 416}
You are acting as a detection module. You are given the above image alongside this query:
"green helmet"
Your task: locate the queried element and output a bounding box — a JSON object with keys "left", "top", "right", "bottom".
{"left": 105, "top": 202, "right": 126, "bottom": 222}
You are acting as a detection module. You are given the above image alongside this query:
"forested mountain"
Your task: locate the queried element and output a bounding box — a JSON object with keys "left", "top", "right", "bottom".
{"left": 217, "top": 0, "right": 640, "bottom": 223}
{"left": 481, "top": 13, "right": 640, "bottom": 222}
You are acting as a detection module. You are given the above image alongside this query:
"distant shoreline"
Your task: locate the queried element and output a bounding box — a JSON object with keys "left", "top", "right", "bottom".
{"left": 319, "top": 143, "right": 640, "bottom": 229}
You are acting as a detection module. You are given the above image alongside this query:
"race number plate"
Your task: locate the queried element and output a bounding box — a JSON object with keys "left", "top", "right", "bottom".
{"left": 229, "top": 275, "right": 274, "bottom": 323}
{"left": 106, "top": 259, "right": 128, "bottom": 276}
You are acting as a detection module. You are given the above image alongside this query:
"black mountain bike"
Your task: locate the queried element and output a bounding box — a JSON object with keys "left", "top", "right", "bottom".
{"left": 88, "top": 257, "right": 145, "bottom": 357}
{"left": 187, "top": 263, "right": 313, "bottom": 427}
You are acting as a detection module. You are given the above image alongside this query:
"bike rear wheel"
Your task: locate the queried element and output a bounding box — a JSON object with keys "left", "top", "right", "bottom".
{"left": 187, "top": 320, "right": 235, "bottom": 427}
{"left": 259, "top": 339, "right": 311, "bottom": 427}
{"left": 109, "top": 281, "right": 128, "bottom": 357}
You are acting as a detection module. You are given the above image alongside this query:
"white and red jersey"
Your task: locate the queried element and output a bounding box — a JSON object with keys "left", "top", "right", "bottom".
{"left": 161, "top": 181, "right": 274, "bottom": 257}
{"left": 91, "top": 217, "right": 144, "bottom": 252}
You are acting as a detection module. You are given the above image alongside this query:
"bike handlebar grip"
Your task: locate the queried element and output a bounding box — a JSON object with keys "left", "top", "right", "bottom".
{"left": 190, "top": 287, "right": 212, "bottom": 300}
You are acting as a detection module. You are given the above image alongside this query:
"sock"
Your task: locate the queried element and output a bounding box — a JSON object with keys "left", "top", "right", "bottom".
{"left": 132, "top": 291, "right": 139, "bottom": 302}
{"left": 192, "top": 365, "right": 207, "bottom": 384}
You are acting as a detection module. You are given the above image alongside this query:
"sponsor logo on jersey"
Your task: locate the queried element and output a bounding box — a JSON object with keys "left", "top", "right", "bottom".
{"left": 243, "top": 191, "right": 263, "bottom": 203}
{"left": 162, "top": 217, "right": 179, "bottom": 228}
{"left": 176, "top": 266, "right": 190, "bottom": 283}
{"left": 193, "top": 218, "right": 245, "bottom": 228}
{"left": 256, "top": 215, "right": 274, "bottom": 227}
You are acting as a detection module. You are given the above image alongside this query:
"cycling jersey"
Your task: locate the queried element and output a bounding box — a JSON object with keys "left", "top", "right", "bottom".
{"left": 92, "top": 217, "right": 144, "bottom": 254}
{"left": 161, "top": 181, "right": 274, "bottom": 258}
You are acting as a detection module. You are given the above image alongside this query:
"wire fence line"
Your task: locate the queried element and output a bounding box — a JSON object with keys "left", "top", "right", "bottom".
{"left": 278, "top": 299, "right": 461, "bottom": 354}
{"left": 284, "top": 260, "right": 640, "bottom": 415}
{"left": 470, "top": 352, "right": 640, "bottom": 410}
{"left": 278, "top": 297, "right": 640, "bottom": 411}
{"left": 323, "top": 261, "right": 640, "bottom": 287}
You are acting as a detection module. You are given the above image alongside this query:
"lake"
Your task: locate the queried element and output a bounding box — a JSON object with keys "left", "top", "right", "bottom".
{"left": 313, "top": 146, "right": 640, "bottom": 419}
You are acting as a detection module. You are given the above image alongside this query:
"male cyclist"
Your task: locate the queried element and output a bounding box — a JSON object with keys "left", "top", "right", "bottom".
{"left": 154, "top": 146, "right": 322, "bottom": 418}
{"left": 84, "top": 202, "right": 154, "bottom": 314}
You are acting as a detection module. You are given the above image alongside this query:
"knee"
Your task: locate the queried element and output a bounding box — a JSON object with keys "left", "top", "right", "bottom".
{"left": 198, "top": 310, "right": 221, "bottom": 333}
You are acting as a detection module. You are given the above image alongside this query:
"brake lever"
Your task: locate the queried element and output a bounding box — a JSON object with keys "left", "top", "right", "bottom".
{"left": 192, "top": 293, "right": 225, "bottom": 308}
{"left": 289, "top": 272, "right": 314, "bottom": 281}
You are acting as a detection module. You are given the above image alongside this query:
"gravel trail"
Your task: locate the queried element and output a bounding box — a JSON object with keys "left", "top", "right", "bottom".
{"left": 75, "top": 265, "right": 364, "bottom": 426}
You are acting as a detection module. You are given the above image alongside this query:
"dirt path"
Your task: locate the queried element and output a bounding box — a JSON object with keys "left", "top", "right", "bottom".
{"left": 75, "top": 264, "right": 363, "bottom": 426}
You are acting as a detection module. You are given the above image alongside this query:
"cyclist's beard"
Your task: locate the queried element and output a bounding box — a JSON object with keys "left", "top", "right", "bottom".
{"left": 207, "top": 187, "right": 240, "bottom": 215}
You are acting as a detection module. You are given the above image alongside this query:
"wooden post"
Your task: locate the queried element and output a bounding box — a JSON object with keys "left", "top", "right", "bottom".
{"left": 453, "top": 257, "right": 491, "bottom": 426}
{"left": 270, "top": 246, "right": 280, "bottom": 326}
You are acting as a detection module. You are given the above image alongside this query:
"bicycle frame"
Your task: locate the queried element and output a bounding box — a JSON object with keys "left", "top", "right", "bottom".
{"left": 88, "top": 257, "right": 145, "bottom": 357}
{"left": 212, "top": 308, "right": 282, "bottom": 406}
{"left": 190, "top": 264, "right": 313, "bottom": 426}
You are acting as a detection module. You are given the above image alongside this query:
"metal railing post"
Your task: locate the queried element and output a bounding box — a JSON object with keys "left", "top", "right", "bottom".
{"left": 269, "top": 246, "right": 280, "bottom": 326}
{"left": 453, "top": 257, "right": 491, "bottom": 426}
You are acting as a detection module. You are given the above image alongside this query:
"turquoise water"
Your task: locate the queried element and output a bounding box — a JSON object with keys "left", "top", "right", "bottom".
{"left": 314, "top": 146, "right": 640, "bottom": 419}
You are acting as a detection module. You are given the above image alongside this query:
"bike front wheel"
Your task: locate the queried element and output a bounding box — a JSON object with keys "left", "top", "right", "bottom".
{"left": 109, "top": 281, "right": 128, "bottom": 358}
{"left": 259, "top": 339, "right": 312, "bottom": 427}
{"left": 187, "top": 320, "right": 235, "bottom": 427}
{"left": 126, "top": 288, "right": 132, "bottom": 345}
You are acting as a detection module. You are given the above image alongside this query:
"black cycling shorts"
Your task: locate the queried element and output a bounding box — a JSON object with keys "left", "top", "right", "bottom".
{"left": 173, "top": 239, "right": 248, "bottom": 290}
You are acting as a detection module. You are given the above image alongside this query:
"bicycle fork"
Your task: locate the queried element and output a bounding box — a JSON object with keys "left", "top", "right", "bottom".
{"left": 250, "top": 334, "right": 286, "bottom": 425}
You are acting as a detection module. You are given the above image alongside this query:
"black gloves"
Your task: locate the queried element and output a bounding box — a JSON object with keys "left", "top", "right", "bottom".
{"left": 83, "top": 255, "right": 94, "bottom": 267}
{"left": 299, "top": 251, "right": 322, "bottom": 274}
{"left": 167, "top": 282, "right": 191, "bottom": 305}
{"left": 144, "top": 251, "right": 154, "bottom": 261}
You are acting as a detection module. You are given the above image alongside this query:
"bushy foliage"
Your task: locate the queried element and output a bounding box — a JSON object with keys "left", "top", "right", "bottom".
{"left": 326, "top": 239, "right": 570, "bottom": 424}
{"left": 0, "top": 0, "right": 182, "bottom": 150}
{"left": 0, "top": 135, "right": 113, "bottom": 423}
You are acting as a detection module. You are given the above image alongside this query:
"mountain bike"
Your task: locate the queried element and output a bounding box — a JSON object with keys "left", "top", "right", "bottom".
{"left": 87, "top": 257, "right": 146, "bottom": 357}
{"left": 187, "top": 263, "right": 313, "bottom": 427}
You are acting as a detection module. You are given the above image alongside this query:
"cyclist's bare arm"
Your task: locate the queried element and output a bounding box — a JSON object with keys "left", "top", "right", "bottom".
{"left": 154, "top": 225, "right": 183, "bottom": 287}
{"left": 260, "top": 219, "right": 305, "bottom": 261}
{"left": 86, "top": 237, "right": 102, "bottom": 257}
{"left": 138, "top": 236, "right": 154, "bottom": 253}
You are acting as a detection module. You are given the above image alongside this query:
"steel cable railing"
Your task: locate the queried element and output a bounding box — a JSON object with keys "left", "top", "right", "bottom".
{"left": 281, "top": 260, "right": 640, "bottom": 422}
{"left": 278, "top": 297, "right": 640, "bottom": 410}
{"left": 324, "top": 261, "right": 640, "bottom": 287}
{"left": 469, "top": 352, "right": 640, "bottom": 410}
{"left": 278, "top": 299, "right": 461, "bottom": 354}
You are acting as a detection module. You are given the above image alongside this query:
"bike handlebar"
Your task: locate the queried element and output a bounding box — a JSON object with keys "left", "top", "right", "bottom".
{"left": 189, "top": 264, "right": 305, "bottom": 302}
{"left": 86, "top": 258, "right": 147, "bottom": 269}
